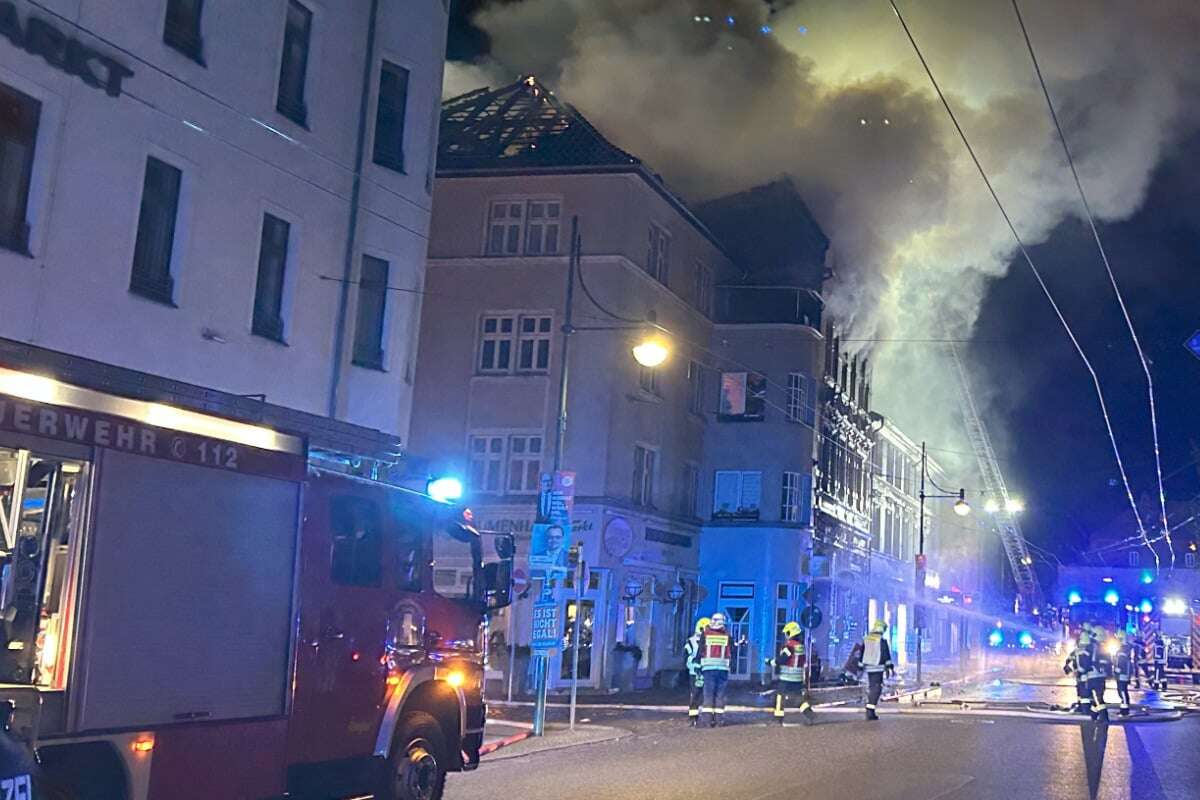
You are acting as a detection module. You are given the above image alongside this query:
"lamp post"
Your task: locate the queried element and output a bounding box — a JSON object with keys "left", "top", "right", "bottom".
{"left": 915, "top": 441, "right": 970, "bottom": 686}
{"left": 531, "top": 218, "right": 671, "bottom": 736}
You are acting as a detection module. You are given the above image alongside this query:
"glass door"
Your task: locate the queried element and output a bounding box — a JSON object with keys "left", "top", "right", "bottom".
{"left": 555, "top": 568, "right": 606, "bottom": 689}
{"left": 722, "top": 604, "right": 752, "bottom": 679}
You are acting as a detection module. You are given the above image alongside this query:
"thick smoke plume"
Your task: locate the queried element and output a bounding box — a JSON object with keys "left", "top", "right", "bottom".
{"left": 448, "top": 0, "right": 1200, "bottom": 469}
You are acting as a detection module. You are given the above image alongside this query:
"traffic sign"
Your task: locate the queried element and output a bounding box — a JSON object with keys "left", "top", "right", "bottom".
{"left": 531, "top": 599, "right": 560, "bottom": 652}
{"left": 1186, "top": 330, "right": 1200, "bottom": 362}
{"left": 800, "top": 606, "right": 823, "bottom": 629}
{"left": 512, "top": 569, "right": 529, "bottom": 595}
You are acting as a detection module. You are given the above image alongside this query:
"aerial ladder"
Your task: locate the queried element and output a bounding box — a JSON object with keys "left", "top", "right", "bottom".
{"left": 949, "top": 344, "right": 1044, "bottom": 613}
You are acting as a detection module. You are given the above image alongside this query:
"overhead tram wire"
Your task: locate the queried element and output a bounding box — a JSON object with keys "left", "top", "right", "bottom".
{"left": 1010, "top": 0, "right": 1174, "bottom": 569}
{"left": 887, "top": 0, "right": 1157, "bottom": 570}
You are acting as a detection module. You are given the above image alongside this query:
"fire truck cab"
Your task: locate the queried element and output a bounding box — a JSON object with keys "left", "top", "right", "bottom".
{"left": 0, "top": 365, "right": 512, "bottom": 799}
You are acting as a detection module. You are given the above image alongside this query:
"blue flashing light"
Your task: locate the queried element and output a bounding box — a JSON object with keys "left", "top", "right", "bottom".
{"left": 1139, "top": 599, "right": 1153, "bottom": 614}
{"left": 760, "top": 25, "right": 772, "bottom": 34}
{"left": 1104, "top": 589, "right": 1120, "bottom": 606}
{"left": 726, "top": 15, "right": 735, "bottom": 26}
{"left": 798, "top": 25, "right": 809, "bottom": 34}
{"left": 426, "top": 476, "right": 464, "bottom": 504}
{"left": 1101, "top": 576, "right": 1113, "bottom": 583}
{"left": 987, "top": 630, "right": 1004, "bottom": 647}
{"left": 1018, "top": 631, "right": 1034, "bottom": 648}
{"left": 1067, "top": 590, "right": 1082, "bottom": 606}
{"left": 1141, "top": 571, "right": 1154, "bottom": 585}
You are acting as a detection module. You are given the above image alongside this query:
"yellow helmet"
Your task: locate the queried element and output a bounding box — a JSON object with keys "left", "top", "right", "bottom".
{"left": 871, "top": 620, "right": 888, "bottom": 635}
{"left": 695, "top": 616, "right": 712, "bottom": 635}
{"left": 1078, "top": 631, "right": 1091, "bottom": 646}
{"left": 782, "top": 621, "right": 802, "bottom": 638}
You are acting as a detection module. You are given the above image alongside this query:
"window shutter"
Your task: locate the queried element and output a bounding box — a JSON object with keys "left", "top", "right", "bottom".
{"left": 713, "top": 471, "right": 740, "bottom": 516}
{"left": 740, "top": 472, "right": 762, "bottom": 512}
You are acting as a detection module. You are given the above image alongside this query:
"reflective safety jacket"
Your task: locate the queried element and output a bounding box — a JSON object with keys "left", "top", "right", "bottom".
{"left": 775, "top": 636, "right": 807, "bottom": 683}
{"left": 1114, "top": 643, "right": 1134, "bottom": 680}
{"left": 1076, "top": 644, "right": 1102, "bottom": 681}
{"left": 699, "top": 625, "right": 732, "bottom": 671}
{"left": 684, "top": 634, "right": 702, "bottom": 676}
{"left": 860, "top": 633, "right": 893, "bottom": 674}
{"left": 1152, "top": 638, "right": 1167, "bottom": 665}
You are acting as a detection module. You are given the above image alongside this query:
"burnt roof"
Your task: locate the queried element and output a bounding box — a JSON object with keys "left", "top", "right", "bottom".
{"left": 438, "top": 76, "right": 640, "bottom": 171}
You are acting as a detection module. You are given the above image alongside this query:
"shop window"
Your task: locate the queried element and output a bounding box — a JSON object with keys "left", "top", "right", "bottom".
{"left": 130, "top": 156, "right": 183, "bottom": 305}
{"left": 352, "top": 255, "right": 389, "bottom": 369}
{"left": 373, "top": 61, "right": 410, "bottom": 172}
{"left": 252, "top": 213, "right": 291, "bottom": 342}
{"left": 632, "top": 445, "right": 656, "bottom": 507}
{"left": 330, "top": 496, "right": 382, "bottom": 587}
{"left": 0, "top": 82, "right": 41, "bottom": 255}
{"left": 164, "top": 0, "right": 205, "bottom": 63}
{"left": 276, "top": 0, "right": 312, "bottom": 125}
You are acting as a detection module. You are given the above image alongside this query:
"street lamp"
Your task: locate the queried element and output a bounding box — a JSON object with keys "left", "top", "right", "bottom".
{"left": 632, "top": 336, "right": 670, "bottom": 367}
{"left": 915, "top": 441, "right": 971, "bottom": 686}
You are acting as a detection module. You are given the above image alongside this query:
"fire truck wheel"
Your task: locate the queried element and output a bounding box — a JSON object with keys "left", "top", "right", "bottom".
{"left": 388, "top": 711, "right": 447, "bottom": 800}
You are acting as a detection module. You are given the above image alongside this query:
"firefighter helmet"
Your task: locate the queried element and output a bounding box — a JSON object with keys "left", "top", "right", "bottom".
{"left": 782, "top": 621, "right": 802, "bottom": 638}
{"left": 1078, "top": 631, "right": 1091, "bottom": 647}
{"left": 695, "top": 616, "right": 712, "bottom": 635}
{"left": 711, "top": 612, "right": 727, "bottom": 629}
{"left": 871, "top": 620, "right": 888, "bottom": 635}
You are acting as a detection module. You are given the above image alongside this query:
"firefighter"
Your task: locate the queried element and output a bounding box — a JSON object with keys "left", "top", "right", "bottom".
{"left": 1151, "top": 632, "right": 1168, "bottom": 691}
{"left": 1064, "top": 632, "right": 1090, "bottom": 714}
{"left": 698, "top": 612, "right": 734, "bottom": 727}
{"left": 683, "top": 616, "right": 711, "bottom": 726}
{"left": 766, "top": 621, "right": 816, "bottom": 725}
{"left": 1081, "top": 630, "right": 1108, "bottom": 723}
{"left": 1114, "top": 631, "right": 1134, "bottom": 717}
{"left": 1129, "top": 630, "right": 1145, "bottom": 689}
{"left": 859, "top": 620, "right": 894, "bottom": 721}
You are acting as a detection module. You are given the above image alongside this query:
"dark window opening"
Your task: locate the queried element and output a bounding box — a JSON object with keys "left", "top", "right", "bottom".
{"left": 276, "top": 0, "right": 312, "bottom": 126}
{"left": 164, "top": 0, "right": 205, "bottom": 63}
{"left": 373, "top": 61, "right": 410, "bottom": 172}
{"left": 252, "top": 213, "right": 290, "bottom": 341}
{"left": 330, "top": 496, "right": 382, "bottom": 587}
{"left": 0, "top": 82, "right": 41, "bottom": 255}
{"left": 130, "top": 157, "right": 183, "bottom": 305}
{"left": 352, "top": 255, "right": 389, "bottom": 369}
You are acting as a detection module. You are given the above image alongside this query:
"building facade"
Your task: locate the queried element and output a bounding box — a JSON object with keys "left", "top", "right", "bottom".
{"left": 411, "top": 78, "right": 733, "bottom": 690}
{"left": 1, "top": 0, "right": 448, "bottom": 440}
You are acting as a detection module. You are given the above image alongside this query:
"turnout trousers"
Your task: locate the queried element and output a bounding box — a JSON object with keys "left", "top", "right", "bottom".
{"left": 865, "top": 671, "right": 884, "bottom": 720}
{"left": 700, "top": 669, "right": 729, "bottom": 727}
{"left": 772, "top": 680, "right": 815, "bottom": 725}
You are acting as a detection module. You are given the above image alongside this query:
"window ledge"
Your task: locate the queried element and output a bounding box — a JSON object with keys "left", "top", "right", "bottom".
{"left": 372, "top": 154, "right": 407, "bottom": 174}
{"left": 128, "top": 282, "right": 177, "bottom": 308}
{"left": 627, "top": 391, "right": 664, "bottom": 404}
{"left": 275, "top": 101, "right": 310, "bottom": 130}
{"left": 352, "top": 359, "right": 387, "bottom": 372}
{"left": 164, "top": 35, "right": 206, "bottom": 66}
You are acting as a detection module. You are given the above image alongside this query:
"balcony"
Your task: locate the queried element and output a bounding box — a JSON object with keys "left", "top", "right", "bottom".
{"left": 714, "top": 285, "right": 823, "bottom": 327}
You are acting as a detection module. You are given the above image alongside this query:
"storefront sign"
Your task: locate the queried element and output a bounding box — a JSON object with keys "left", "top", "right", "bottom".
{"left": 480, "top": 517, "right": 593, "bottom": 535}
{"left": 0, "top": 395, "right": 304, "bottom": 481}
{"left": 0, "top": 1, "right": 134, "bottom": 97}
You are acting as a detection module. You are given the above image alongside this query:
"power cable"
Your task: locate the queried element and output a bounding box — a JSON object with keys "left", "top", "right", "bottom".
{"left": 1010, "top": 0, "right": 1174, "bottom": 569}
{"left": 887, "top": 0, "right": 1156, "bottom": 570}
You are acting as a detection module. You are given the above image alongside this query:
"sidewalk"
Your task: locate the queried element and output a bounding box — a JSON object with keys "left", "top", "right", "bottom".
{"left": 480, "top": 719, "right": 629, "bottom": 761}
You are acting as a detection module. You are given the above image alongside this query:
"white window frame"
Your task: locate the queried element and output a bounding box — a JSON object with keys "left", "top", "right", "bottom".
{"left": 505, "top": 434, "right": 544, "bottom": 495}
{"left": 633, "top": 444, "right": 657, "bottom": 508}
{"left": 1128, "top": 550, "right": 1140, "bottom": 567}
{"left": 712, "top": 470, "right": 762, "bottom": 518}
{"left": 781, "top": 471, "right": 801, "bottom": 523}
{"left": 1186, "top": 552, "right": 1196, "bottom": 569}
{"left": 477, "top": 311, "right": 553, "bottom": 374}
{"left": 646, "top": 224, "right": 670, "bottom": 284}
{"left": 786, "top": 373, "right": 806, "bottom": 423}
{"left": 468, "top": 434, "right": 506, "bottom": 495}
{"left": 468, "top": 431, "right": 544, "bottom": 496}
{"left": 485, "top": 197, "right": 562, "bottom": 256}
{"left": 638, "top": 364, "right": 660, "bottom": 396}
{"left": 517, "top": 314, "right": 554, "bottom": 372}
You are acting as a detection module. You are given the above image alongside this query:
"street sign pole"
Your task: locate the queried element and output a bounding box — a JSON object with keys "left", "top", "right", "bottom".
{"left": 569, "top": 558, "right": 585, "bottom": 731}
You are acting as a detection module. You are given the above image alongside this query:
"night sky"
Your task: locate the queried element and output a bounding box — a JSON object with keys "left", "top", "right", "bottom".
{"left": 446, "top": 2, "right": 1200, "bottom": 565}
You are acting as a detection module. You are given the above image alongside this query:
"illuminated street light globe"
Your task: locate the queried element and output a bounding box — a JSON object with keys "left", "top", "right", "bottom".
{"left": 632, "top": 336, "right": 670, "bottom": 367}
{"left": 953, "top": 497, "right": 971, "bottom": 516}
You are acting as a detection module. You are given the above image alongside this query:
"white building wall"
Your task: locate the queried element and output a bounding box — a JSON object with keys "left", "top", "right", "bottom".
{"left": 0, "top": 0, "right": 447, "bottom": 439}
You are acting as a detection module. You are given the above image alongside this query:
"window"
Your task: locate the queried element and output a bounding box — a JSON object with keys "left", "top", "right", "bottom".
{"left": 712, "top": 470, "right": 762, "bottom": 520}
{"left": 393, "top": 510, "right": 427, "bottom": 592}
{"left": 468, "top": 435, "right": 505, "bottom": 493}
{"left": 163, "top": 0, "right": 204, "bottom": 63}
{"left": 130, "top": 157, "right": 183, "bottom": 304}
{"left": 330, "top": 496, "right": 382, "bottom": 587}
{"left": 1186, "top": 552, "right": 1196, "bottom": 569}
{"left": 718, "top": 372, "right": 766, "bottom": 421}
{"left": 786, "top": 373, "right": 806, "bottom": 423}
{"left": 276, "top": 0, "right": 312, "bottom": 125}
{"left": 485, "top": 199, "right": 561, "bottom": 256}
{"left": 633, "top": 445, "right": 656, "bottom": 507}
{"left": 432, "top": 523, "right": 480, "bottom": 602}
{"left": 687, "top": 360, "right": 704, "bottom": 415}
{"left": 352, "top": 255, "right": 389, "bottom": 369}
{"left": 479, "top": 315, "right": 514, "bottom": 372}
{"left": 781, "top": 471, "right": 801, "bottom": 522}
{"left": 1127, "top": 550, "right": 1140, "bottom": 567}
{"left": 373, "top": 61, "right": 409, "bottom": 172}
{"left": 638, "top": 365, "right": 659, "bottom": 395}
{"left": 252, "top": 213, "right": 290, "bottom": 341}
{"left": 518, "top": 316, "right": 553, "bottom": 371}
{"left": 646, "top": 225, "right": 669, "bottom": 284}
{"left": 506, "top": 435, "right": 542, "bottom": 494}
{"left": 486, "top": 201, "right": 523, "bottom": 255}
{"left": 693, "top": 263, "right": 713, "bottom": 316}
{"left": 681, "top": 464, "right": 699, "bottom": 518}
{"left": 0, "top": 82, "right": 40, "bottom": 254}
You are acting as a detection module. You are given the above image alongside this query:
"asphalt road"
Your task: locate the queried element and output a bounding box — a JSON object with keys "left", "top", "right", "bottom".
{"left": 451, "top": 674, "right": 1199, "bottom": 800}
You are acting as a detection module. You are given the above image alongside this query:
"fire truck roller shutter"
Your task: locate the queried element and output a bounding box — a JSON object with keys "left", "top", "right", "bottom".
{"left": 75, "top": 450, "right": 300, "bottom": 730}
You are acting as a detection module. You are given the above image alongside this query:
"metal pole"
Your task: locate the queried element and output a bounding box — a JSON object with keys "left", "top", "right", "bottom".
{"left": 569, "top": 559, "right": 585, "bottom": 730}
{"left": 916, "top": 441, "right": 926, "bottom": 686}
{"left": 533, "top": 217, "right": 579, "bottom": 737}
{"left": 506, "top": 601, "right": 516, "bottom": 703}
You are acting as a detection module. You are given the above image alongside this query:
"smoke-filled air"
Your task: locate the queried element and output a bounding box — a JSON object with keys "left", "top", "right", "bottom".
{"left": 445, "top": 0, "right": 1200, "bottom": 466}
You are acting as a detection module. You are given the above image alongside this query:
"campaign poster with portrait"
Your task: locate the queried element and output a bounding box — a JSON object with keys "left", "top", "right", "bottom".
{"left": 531, "top": 471, "right": 575, "bottom": 572}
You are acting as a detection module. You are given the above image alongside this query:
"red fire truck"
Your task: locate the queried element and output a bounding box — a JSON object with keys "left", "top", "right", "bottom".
{"left": 0, "top": 365, "right": 512, "bottom": 799}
